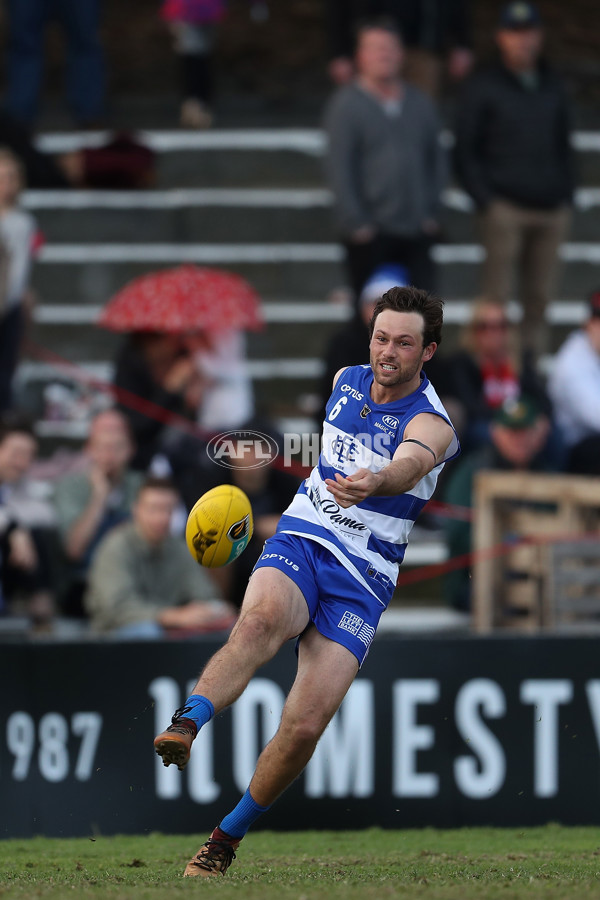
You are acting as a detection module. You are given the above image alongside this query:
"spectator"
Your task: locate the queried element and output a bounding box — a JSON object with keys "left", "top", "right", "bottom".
{"left": 0, "top": 414, "right": 56, "bottom": 628}
{"left": 0, "top": 148, "right": 40, "bottom": 412}
{"left": 160, "top": 1, "right": 269, "bottom": 129}
{"left": 0, "top": 110, "right": 71, "bottom": 188}
{"left": 5, "top": 0, "right": 106, "bottom": 129}
{"left": 53, "top": 408, "right": 143, "bottom": 617}
{"left": 324, "top": 17, "right": 447, "bottom": 306}
{"left": 84, "top": 477, "right": 235, "bottom": 638}
{"left": 0, "top": 113, "right": 156, "bottom": 190}
{"left": 326, "top": 0, "right": 474, "bottom": 97}
{"left": 547, "top": 291, "right": 600, "bottom": 475}
{"left": 113, "top": 332, "right": 204, "bottom": 470}
{"left": 191, "top": 328, "right": 254, "bottom": 434}
{"left": 439, "top": 299, "right": 554, "bottom": 453}
{"left": 160, "top": 0, "right": 224, "bottom": 129}
{"left": 454, "top": 1, "right": 574, "bottom": 359}
{"left": 442, "top": 395, "right": 556, "bottom": 611}
{"left": 318, "top": 263, "right": 409, "bottom": 423}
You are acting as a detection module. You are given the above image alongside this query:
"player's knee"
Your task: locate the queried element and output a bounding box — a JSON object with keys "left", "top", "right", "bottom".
{"left": 233, "top": 610, "right": 278, "bottom": 651}
{"left": 285, "top": 715, "right": 328, "bottom": 755}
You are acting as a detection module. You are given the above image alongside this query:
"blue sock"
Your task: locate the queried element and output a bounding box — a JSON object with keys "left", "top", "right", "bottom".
{"left": 219, "top": 788, "right": 271, "bottom": 839}
{"left": 180, "top": 694, "right": 214, "bottom": 730}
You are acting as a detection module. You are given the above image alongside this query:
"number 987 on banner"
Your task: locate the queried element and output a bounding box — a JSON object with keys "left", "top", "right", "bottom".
{"left": 4, "top": 711, "right": 102, "bottom": 782}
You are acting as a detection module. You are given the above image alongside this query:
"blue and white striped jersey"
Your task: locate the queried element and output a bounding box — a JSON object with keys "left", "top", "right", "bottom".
{"left": 277, "top": 364, "right": 460, "bottom": 606}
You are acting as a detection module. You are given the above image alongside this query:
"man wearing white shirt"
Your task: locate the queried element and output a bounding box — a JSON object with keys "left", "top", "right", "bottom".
{"left": 548, "top": 291, "right": 600, "bottom": 474}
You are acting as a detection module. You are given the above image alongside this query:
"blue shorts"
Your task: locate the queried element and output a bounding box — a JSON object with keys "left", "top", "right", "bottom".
{"left": 252, "top": 532, "right": 386, "bottom": 666}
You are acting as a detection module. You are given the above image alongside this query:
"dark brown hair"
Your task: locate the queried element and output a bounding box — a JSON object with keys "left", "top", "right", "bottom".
{"left": 136, "top": 476, "right": 178, "bottom": 499}
{"left": 0, "top": 412, "right": 36, "bottom": 446}
{"left": 369, "top": 286, "right": 444, "bottom": 347}
{"left": 355, "top": 16, "right": 404, "bottom": 47}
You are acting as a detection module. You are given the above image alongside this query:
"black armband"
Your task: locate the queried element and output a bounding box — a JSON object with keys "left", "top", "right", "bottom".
{"left": 402, "top": 438, "right": 437, "bottom": 463}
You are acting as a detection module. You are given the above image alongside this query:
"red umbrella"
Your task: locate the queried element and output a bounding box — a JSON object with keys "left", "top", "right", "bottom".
{"left": 98, "top": 265, "right": 264, "bottom": 333}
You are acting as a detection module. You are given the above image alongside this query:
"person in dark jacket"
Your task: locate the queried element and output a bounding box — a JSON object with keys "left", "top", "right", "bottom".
{"left": 326, "top": 0, "right": 473, "bottom": 96}
{"left": 454, "top": 1, "right": 574, "bottom": 359}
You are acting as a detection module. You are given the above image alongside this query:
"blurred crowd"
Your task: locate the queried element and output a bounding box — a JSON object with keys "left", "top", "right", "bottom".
{"left": 0, "top": 1, "right": 598, "bottom": 635}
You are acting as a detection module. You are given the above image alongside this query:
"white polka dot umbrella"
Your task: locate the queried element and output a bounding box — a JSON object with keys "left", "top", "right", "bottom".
{"left": 98, "top": 265, "right": 264, "bottom": 333}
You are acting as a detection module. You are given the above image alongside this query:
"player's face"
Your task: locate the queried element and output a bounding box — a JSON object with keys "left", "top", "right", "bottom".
{"left": 369, "top": 309, "right": 435, "bottom": 392}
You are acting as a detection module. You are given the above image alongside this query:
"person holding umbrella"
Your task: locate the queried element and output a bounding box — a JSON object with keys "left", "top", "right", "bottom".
{"left": 112, "top": 331, "right": 204, "bottom": 471}
{"left": 99, "top": 265, "right": 264, "bottom": 471}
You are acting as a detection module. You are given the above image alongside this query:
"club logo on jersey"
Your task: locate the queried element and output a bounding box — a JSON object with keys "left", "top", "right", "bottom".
{"left": 360, "top": 403, "right": 371, "bottom": 418}
{"left": 227, "top": 515, "right": 251, "bottom": 541}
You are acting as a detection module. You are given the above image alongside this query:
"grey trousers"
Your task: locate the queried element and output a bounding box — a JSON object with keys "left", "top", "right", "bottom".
{"left": 478, "top": 199, "right": 571, "bottom": 357}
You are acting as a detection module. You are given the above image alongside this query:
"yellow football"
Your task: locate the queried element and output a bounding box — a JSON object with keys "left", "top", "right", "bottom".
{"left": 185, "top": 484, "right": 254, "bottom": 568}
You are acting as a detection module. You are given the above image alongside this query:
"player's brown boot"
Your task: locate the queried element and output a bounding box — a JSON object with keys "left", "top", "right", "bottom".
{"left": 153, "top": 706, "right": 198, "bottom": 771}
{"left": 183, "top": 827, "right": 241, "bottom": 877}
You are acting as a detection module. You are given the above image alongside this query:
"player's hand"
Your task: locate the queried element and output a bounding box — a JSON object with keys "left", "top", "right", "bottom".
{"left": 89, "top": 463, "right": 111, "bottom": 502}
{"left": 324, "top": 469, "right": 380, "bottom": 508}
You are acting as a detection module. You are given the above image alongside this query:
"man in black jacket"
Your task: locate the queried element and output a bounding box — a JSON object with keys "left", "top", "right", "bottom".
{"left": 455, "top": 1, "right": 574, "bottom": 358}
{"left": 326, "top": 0, "right": 473, "bottom": 96}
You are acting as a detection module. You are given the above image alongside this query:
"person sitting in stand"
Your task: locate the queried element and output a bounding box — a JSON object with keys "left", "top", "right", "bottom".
{"left": 0, "top": 414, "right": 57, "bottom": 629}
{"left": 440, "top": 299, "right": 556, "bottom": 455}
{"left": 53, "top": 409, "right": 143, "bottom": 617}
{"left": 548, "top": 290, "right": 600, "bottom": 475}
{"left": 113, "top": 331, "right": 205, "bottom": 471}
{"left": 84, "top": 477, "right": 235, "bottom": 638}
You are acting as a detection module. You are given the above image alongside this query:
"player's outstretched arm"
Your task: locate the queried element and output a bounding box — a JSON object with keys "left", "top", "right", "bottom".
{"left": 324, "top": 413, "right": 454, "bottom": 508}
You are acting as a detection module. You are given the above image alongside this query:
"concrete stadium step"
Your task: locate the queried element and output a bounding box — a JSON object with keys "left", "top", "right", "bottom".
{"left": 30, "top": 241, "right": 600, "bottom": 307}
{"left": 30, "top": 253, "right": 343, "bottom": 305}
{"left": 35, "top": 128, "right": 600, "bottom": 187}
{"left": 27, "top": 190, "right": 335, "bottom": 244}
{"left": 36, "top": 130, "right": 328, "bottom": 189}
{"left": 24, "top": 186, "right": 600, "bottom": 244}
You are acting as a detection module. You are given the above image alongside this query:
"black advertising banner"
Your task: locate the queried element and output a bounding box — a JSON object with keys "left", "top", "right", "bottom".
{"left": 1, "top": 635, "right": 600, "bottom": 838}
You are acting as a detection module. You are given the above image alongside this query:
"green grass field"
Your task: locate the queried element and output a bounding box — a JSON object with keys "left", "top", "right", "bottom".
{"left": 1, "top": 827, "right": 600, "bottom": 899}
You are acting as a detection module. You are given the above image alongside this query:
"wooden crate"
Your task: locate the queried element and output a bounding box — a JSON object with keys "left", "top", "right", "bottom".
{"left": 547, "top": 540, "right": 600, "bottom": 631}
{"left": 471, "top": 472, "right": 600, "bottom": 633}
